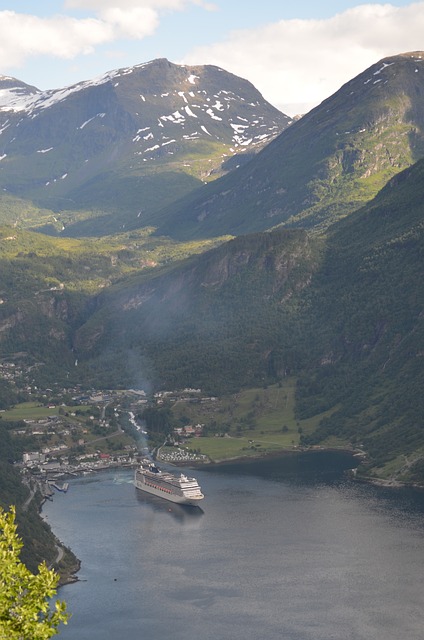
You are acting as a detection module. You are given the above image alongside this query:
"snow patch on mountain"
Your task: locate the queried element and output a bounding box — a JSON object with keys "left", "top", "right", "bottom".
{"left": 206, "top": 108, "right": 222, "bottom": 121}
{"left": 212, "top": 100, "right": 224, "bottom": 111}
{"left": 373, "top": 62, "right": 395, "bottom": 76}
{"left": 184, "top": 105, "right": 197, "bottom": 118}
{"left": 0, "top": 59, "right": 291, "bottom": 202}
{"left": 0, "top": 121, "right": 10, "bottom": 135}
{"left": 79, "top": 113, "right": 105, "bottom": 130}
{"left": 0, "top": 61, "right": 155, "bottom": 114}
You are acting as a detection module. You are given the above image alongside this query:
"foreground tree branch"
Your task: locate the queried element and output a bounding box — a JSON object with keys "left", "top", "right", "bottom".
{"left": 0, "top": 506, "right": 68, "bottom": 639}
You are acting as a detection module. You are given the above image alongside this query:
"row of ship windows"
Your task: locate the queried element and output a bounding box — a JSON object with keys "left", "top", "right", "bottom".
{"left": 145, "top": 481, "right": 172, "bottom": 494}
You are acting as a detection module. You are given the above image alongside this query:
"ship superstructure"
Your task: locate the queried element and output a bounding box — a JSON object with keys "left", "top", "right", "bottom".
{"left": 134, "top": 458, "right": 204, "bottom": 506}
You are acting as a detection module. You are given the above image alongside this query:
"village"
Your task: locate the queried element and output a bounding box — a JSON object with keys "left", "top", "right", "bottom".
{"left": 2, "top": 356, "right": 313, "bottom": 483}
{"left": 6, "top": 377, "right": 212, "bottom": 484}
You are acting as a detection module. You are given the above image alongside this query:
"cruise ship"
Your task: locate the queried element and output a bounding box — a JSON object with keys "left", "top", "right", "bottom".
{"left": 134, "top": 458, "right": 204, "bottom": 506}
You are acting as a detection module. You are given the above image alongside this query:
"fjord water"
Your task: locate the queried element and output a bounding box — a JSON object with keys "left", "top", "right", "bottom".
{"left": 43, "top": 452, "right": 424, "bottom": 640}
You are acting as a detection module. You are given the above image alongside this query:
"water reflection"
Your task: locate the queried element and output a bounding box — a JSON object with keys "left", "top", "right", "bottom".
{"left": 204, "top": 450, "right": 358, "bottom": 485}
{"left": 44, "top": 455, "right": 424, "bottom": 640}
{"left": 134, "top": 488, "right": 204, "bottom": 522}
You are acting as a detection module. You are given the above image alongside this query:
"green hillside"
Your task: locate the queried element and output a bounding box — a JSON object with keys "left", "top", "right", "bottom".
{"left": 0, "top": 225, "right": 228, "bottom": 383}
{"left": 155, "top": 52, "right": 424, "bottom": 240}
{"left": 1, "top": 52, "right": 423, "bottom": 584}
{"left": 0, "top": 51, "right": 423, "bottom": 555}
{"left": 1, "top": 152, "right": 421, "bottom": 482}
{"left": 0, "top": 424, "right": 78, "bottom": 575}
{"left": 67, "top": 155, "right": 424, "bottom": 481}
{"left": 296, "top": 159, "right": 424, "bottom": 481}
{"left": 73, "top": 229, "right": 322, "bottom": 391}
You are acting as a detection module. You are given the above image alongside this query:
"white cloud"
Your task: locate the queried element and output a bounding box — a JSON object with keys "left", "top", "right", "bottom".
{"left": 0, "top": 11, "right": 116, "bottom": 68}
{"left": 100, "top": 7, "right": 159, "bottom": 39}
{"left": 64, "top": 0, "right": 214, "bottom": 11}
{"left": 181, "top": 2, "right": 424, "bottom": 115}
{"left": 0, "top": 1, "right": 214, "bottom": 72}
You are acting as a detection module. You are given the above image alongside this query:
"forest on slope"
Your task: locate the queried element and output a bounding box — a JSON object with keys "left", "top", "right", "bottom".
{"left": 1, "top": 53, "right": 424, "bottom": 577}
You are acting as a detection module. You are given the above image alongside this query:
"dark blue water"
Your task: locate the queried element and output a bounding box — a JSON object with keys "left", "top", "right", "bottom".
{"left": 43, "top": 452, "right": 424, "bottom": 640}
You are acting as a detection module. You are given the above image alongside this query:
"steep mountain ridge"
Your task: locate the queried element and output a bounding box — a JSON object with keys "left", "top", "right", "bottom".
{"left": 70, "top": 155, "right": 424, "bottom": 477}
{"left": 297, "top": 157, "right": 424, "bottom": 477}
{"left": 0, "top": 156, "right": 422, "bottom": 478}
{"left": 72, "top": 228, "right": 321, "bottom": 391}
{"left": 0, "top": 223, "right": 229, "bottom": 382}
{"left": 0, "top": 52, "right": 422, "bottom": 483}
{"left": 0, "top": 59, "right": 290, "bottom": 235}
{"left": 0, "top": 75, "right": 39, "bottom": 105}
{"left": 155, "top": 52, "right": 424, "bottom": 239}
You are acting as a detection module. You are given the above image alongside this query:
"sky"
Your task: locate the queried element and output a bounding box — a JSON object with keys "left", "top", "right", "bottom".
{"left": 1, "top": 1, "right": 423, "bottom": 115}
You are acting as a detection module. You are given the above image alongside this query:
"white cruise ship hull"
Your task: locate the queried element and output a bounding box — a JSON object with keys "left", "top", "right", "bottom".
{"left": 134, "top": 461, "right": 204, "bottom": 506}
{"left": 135, "top": 476, "right": 203, "bottom": 505}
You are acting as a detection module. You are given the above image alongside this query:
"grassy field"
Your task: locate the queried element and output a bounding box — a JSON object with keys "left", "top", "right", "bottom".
{"left": 0, "top": 402, "right": 85, "bottom": 421}
{"left": 171, "top": 379, "right": 347, "bottom": 462}
{"left": 4, "top": 382, "right": 351, "bottom": 463}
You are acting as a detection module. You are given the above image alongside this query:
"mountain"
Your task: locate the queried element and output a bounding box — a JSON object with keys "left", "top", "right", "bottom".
{"left": 0, "top": 52, "right": 422, "bottom": 484}
{"left": 297, "top": 157, "right": 424, "bottom": 479}
{"left": 66, "top": 154, "right": 422, "bottom": 479}
{"left": 154, "top": 51, "right": 424, "bottom": 240}
{"left": 0, "top": 60, "right": 291, "bottom": 236}
{"left": 0, "top": 224, "right": 226, "bottom": 384}
{"left": 72, "top": 227, "right": 321, "bottom": 391}
{"left": 0, "top": 75, "right": 39, "bottom": 103}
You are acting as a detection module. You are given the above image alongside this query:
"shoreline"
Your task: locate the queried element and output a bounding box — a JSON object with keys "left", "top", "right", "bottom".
{"left": 187, "top": 445, "right": 362, "bottom": 468}
{"left": 38, "top": 496, "right": 81, "bottom": 586}
{"left": 190, "top": 446, "right": 424, "bottom": 490}
{"left": 47, "top": 447, "right": 424, "bottom": 587}
{"left": 350, "top": 472, "right": 424, "bottom": 492}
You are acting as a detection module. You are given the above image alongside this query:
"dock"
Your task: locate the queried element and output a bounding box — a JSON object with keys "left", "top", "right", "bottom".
{"left": 50, "top": 482, "right": 69, "bottom": 493}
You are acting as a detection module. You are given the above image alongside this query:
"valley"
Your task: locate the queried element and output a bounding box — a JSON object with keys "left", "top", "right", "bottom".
{"left": 0, "top": 51, "right": 423, "bottom": 577}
